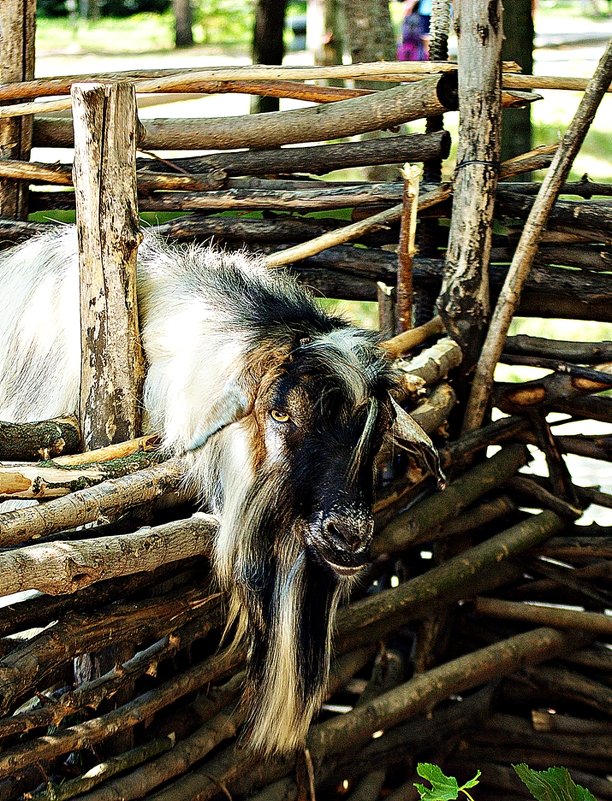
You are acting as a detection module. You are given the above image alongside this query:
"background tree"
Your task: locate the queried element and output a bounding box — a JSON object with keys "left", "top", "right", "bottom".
{"left": 339, "top": 0, "right": 396, "bottom": 88}
{"left": 173, "top": 0, "right": 194, "bottom": 47}
{"left": 251, "top": 0, "right": 288, "bottom": 113}
{"left": 501, "top": 0, "right": 534, "bottom": 166}
{"left": 307, "top": 0, "right": 344, "bottom": 68}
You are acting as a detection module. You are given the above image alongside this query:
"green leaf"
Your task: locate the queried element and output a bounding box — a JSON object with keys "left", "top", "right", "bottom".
{"left": 414, "top": 763, "right": 460, "bottom": 801}
{"left": 414, "top": 763, "right": 481, "bottom": 801}
{"left": 462, "top": 771, "right": 482, "bottom": 791}
{"left": 513, "top": 764, "right": 598, "bottom": 801}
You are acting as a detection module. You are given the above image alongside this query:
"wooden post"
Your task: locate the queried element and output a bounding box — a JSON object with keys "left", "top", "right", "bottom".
{"left": 71, "top": 81, "right": 144, "bottom": 755}
{"left": 71, "top": 81, "right": 144, "bottom": 451}
{"left": 0, "top": 0, "right": 36, "bottom": 218}
{"left": 437, "top": 0, "right": 504, "bottom": 367}
{"left": 377, "top": 282, "right": 395, "bottom": 340}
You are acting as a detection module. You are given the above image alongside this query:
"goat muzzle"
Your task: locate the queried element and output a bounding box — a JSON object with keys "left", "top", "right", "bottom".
{"left": 306, "top": 512, "right": 374, "bottom": 577}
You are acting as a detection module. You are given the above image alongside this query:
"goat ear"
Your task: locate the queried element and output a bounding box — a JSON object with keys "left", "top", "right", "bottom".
{"left": 389, "top": 394, "right": 446, "bottom": 489}
{"left": 186, "top": 380, "right": 251, "bottom": 452}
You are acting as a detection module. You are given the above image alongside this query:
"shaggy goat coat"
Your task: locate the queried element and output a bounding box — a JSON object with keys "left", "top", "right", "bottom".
{"left": 0, "top": 227, "right": 441, "bottom": 754}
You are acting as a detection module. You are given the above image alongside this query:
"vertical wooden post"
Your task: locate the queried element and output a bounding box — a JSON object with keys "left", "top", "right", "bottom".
{"left": 71, "top": 81, "right": 144, "bottom": 451}
{"left": 0, "top": 0, "right": 36, "bottom": 219}
{"left": 71, "top": 81, "right": 143, "bottom": 756}
{"left": 437, "top": 0, "right": 504, "bottom": 367}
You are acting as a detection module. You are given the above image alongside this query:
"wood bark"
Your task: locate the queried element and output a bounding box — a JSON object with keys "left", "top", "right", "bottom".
{"left": 472, "top": 596, "right": 612, "bottom": 636}
{"left": 31, "top": 735, "right": 175, "bottom": 801}
{"left": 437, "top": 0, "right": 504, "bottom": 365}
{"left": 500, "top": 0, "right": 534, "bottom": 164}
{"left": 340, "top": 0, "right": 396, "bottom": 77}
{"left": 0, "top": 450, "right": 165, "bottom": 500}
{"left": 0, "top": 457, "right": 187, "bottom": 547}
{"left": 310, "top": 627, "right": 589, "bottom": 758}
{"left": 140, "top": 648, "right": 376, "bottom": 801}
{"left": 0, "top": 515, "right": 216, "bottom": 597}
{"left": 0, "top": 132, "right": 450, "bottom": 183}
{"left": 0, "top": 637, "right": 237, "bottom": 776}
{"left": 0, "top": 0, "right": 35, "bottom": 218}
{"left": 343, "top": 508, "right": 564, "bottom": 646}
{"left": 0, "top": 416, "right": 81, "bottom": 461}
{"left": 72, "top": 82, "right": 145, "bottom": 450}
{"left": 0, "top": 25, "right": 609, "bottom": 796}
{"left": 263, "top": 145, "right": 553, "bottom": 269}
{"left": 0, "top": 613, "right": 232, "bottom": 738}
{"left": 373, "top": 444, "right": 527, "bottom": 557}
{"left": 2, "top": 61, "right": 591, "bottom": 106}
{"left": 172, "top": 0, "right": 193, "bottom": 48}
{"left": 504, "top": 334, "right": 612, "bottom": 363}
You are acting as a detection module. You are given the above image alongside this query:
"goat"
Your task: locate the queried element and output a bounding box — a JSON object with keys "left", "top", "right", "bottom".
{"left": 0, "top": 227, "right": 443, "bottom": 754}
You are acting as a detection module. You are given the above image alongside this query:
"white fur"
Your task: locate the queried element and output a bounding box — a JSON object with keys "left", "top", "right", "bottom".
{"left": 0, "top": 230, "right": 80, "bottom": 422}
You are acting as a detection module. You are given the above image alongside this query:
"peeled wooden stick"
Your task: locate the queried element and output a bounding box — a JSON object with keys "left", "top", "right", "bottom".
{"left": 382, "top": 316, "right": 446, "bottom": 358}
{"left": 396, "top": 164, "right": 421, "bottom": 333}
{"left": 52, "top": 433, "right": 160, "bottom": 466}
{"left": 399, "top": 337, "right": 462, "bottom": 386}
{"left": 0, "top": 456, "right": 188, "bottom": 547}
{"left": 0, "top": 450, "right": 163, "bottom": 500}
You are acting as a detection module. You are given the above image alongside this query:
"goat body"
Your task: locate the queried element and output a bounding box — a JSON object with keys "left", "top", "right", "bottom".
{"left": 0, "top": 227, "right": 442, "bottom": 753}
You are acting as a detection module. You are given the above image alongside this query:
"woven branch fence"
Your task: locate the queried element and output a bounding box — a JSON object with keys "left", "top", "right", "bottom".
{"left": 0, "top": 1, "right": 611, "bottom": 799}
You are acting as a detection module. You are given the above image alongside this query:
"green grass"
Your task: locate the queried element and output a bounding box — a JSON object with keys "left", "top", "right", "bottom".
{"left": 36, "top": 13, "right": 175, "bottom": 54}
{"left": 531, "top": 90, "right": 612, "bottom": 182}
{"left": 35, "top": 3, "right": 255, "bottom": 54}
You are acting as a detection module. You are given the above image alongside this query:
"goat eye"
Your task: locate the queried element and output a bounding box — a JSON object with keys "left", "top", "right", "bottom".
{"left": 270, "top": 409, "right": 290, "bottom": 423}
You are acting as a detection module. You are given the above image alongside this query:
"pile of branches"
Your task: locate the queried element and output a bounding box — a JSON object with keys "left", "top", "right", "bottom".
{"left": 0, "top": 9, "right": 611, "bottom": 801}
{"left": 1, "top": 328, "right": 609, "bottom": 801}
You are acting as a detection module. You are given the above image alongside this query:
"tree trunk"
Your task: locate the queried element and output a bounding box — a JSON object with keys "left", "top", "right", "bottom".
{"left": 0, "top": 0, "right": 35, "bottom": 219}
{"left": 251, "top": 0, "right": 288, "bottom": 113}
{"left": 340, "top": 0, "right": 396, "bottom": 89}
{"left": 307, "top": 0, "right": 344, "bottom": 69}
{"left": 173, "top": 0, "right": 194, "bottom": 48}
{"left": 501, "top": 0, "right": 534, "bottom": 170}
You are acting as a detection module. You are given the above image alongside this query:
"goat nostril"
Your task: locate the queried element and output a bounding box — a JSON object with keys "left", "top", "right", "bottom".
{"left": 324, "top": 519, "right": 362, "bottom": 552}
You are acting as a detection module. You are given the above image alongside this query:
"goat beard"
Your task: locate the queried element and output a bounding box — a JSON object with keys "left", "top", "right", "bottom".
{"left": 212, "top": 460, "right": 343, "bottom": 755}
